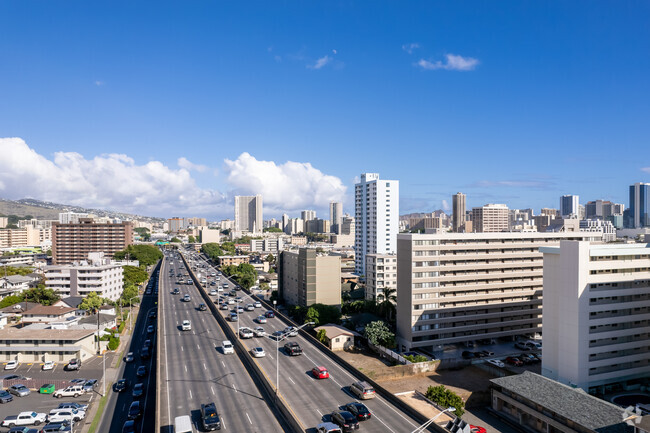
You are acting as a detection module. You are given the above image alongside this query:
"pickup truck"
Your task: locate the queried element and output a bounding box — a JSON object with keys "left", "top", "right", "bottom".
{"left": 284, "top": 342, "right": 303, "bottom": 356}
{"left": 2, "top": 411, "right": 47, "bottom": 427}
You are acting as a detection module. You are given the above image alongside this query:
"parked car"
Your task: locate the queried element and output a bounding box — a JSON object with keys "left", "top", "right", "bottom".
{"left": 1, "top": 412, "right": 47, "bottom": 428}
{"left": 65, "top": 359, "right": 81, "bottom": 371}
{"left": 82, "top": 379, "right": 97, "bottom": 392}
{"left": 8, "top": 385, "right": 30, "bottom": 397}
{"left": 8, "top": 426, "right": 39, "bottom": 433}
{"left": 505, "top": 356, "right": 523, "bottom": 367}
{"left": 40, "top": 422, "right": 72, "bottom": 432}
{"left": 53, "top": 386, "right": 85, "bottom": 398}
{"left": 0, "top": 390, "right": 13, "bottom": 404}
{"left": 461, "top": 351, "right": 475, "bottom": 359}
{"left": 57, "top": 402, "right": 88, "bottom": 411}
{"left": 4, "top": 360, "right": 18, "bottom": 370}
{"left": 42, "top": 361, "right": 55, "bottom": 371}
{"left": 514, "top": 341, "right": 530, "bottom": 350}
{"left": 48, "top": 408, "right": 84, "bottom": 423}
{"left": 486, "top": 359, "right": 505, "bottom": 368}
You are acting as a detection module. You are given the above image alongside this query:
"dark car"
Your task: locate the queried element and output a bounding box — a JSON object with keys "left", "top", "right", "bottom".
{"left": 148, "top": 311, "right": 157, "bottom": 319}
{"left": 284, "top": 342, "right": 302, "bottom": 356}
{"left": 200, "top": 402, "right": 221, "bottom": 430}
{"left": 330, "top": 410, "right": 359, "bottom": 432}
{"left": 0, "top": 389, "right": 13, "bottom": 403}
{"left": 127, "top": 401, "right": 141, "bottom": 419}
{"left": 146, "top": 325, "right": 154, "bottom": 334}
{"left": 264, "top": 310, "right": 275, "bottom": 318}
{"left": 132, "top": 383, "right": 144, "bottom": 398}
{"left": 140, "top": 346, "right": 150, "bottom": 360}
{"left": 8, "top": 427, "right": 39, "bottom": 433}
{"left": 344, "top": 402, "right": 371, "bottom": 421}
{"left": 136, "top": 366, "right": 147, "bottom": 377}
{"left": 40, "top": 423, "right": 71, "bottom": 433}
{"left": 198, "top": 303, "right": 207, "bottom": 311}
{"left": 113, "top": 379, "right": 129, "bottom": 392}
{"left": 461, "top": 351, "right": 474, "bottom": 359}
{"left": 172, "top": 288, "right": 180, "bottom": 295}
{"left": 122, "top": 420, "right": 136, "bottom": 433}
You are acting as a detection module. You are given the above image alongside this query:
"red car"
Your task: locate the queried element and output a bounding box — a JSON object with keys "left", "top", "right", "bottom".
{"left": 505, "top": 356, "right": 523, "bottom": 367}
{"left": 311, "top": 366, "right": 329, "bottom": 379}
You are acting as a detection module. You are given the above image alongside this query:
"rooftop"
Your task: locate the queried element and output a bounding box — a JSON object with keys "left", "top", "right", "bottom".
{"left": 314, "top": 324, "right": 361, "bottom": 339}
{"left": 23, "top": 305, "right": 77, "bottom": 316}
{"left": 0, "top": 327, "right": 95, "bottom": 341}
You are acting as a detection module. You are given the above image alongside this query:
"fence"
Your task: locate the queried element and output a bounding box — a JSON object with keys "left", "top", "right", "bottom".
{"left": 368, "top": 341, "right": 411, "bottom": 365}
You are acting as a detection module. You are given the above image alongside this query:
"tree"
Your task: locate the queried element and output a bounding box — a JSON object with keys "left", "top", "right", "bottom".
{"left": 364, "top": 321, "right": 395, "bottom": 348}
{"left": 79, "top": 292, "right": 104, "bottom": 311}
{"left": 120, "top": 285, "right": 140, "bottom": 306}
{"left": 424, "top": 385, "right": 465, "bottom": 417}
{"left": 305, "top": 303, "right": 342, "bottom": 326}
{"left": 170, "top": 237, "right": 181, "bottom": 243}
{"left": 0, "top": 295, "right": 22, "bottom": 309}
{"left": 133, "top": 227, "right": 151, "bottom": 241}
{"left": 377, "top": 287, "right": 397, "bottom": 322}
{"left": 22, "top": 286, "right": 60, "bottom": 306}
{"left": 0, "top": 266, "right": 34, "bottom": 277}
{"left": 114, "top": 245, "right": 163, "bottom": 267}
{"left": 269, "top": 290, "right": 279, "bottom": 303}
{"left": 188, "top": 235, "right": 196, "bottom": 243}
{"left": 316, "top": 329, "right": 328, "bottom": 344}
{"left": 266, "top": 254, "right": 275, "bottom": 264}
{"left": 263, "top": 227, "right": 283, "bottom": 233}
{"left": 122, "top": 266, "right": 148, "bottom": 287}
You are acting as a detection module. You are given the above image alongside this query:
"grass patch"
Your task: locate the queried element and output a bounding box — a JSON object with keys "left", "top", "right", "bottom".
{"left": 87, "top": 387, "right": 111, "bottom": 433}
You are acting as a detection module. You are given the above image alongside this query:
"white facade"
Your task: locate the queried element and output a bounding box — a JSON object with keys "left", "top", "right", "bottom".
{"left": 58, "top": 212, "right": 90, "bottom": 224}
{"left": 365, "top": 253, "right": 397, "bottom": 301}
{"left": 471, "top": 204, "right": 509, "bottom": 233}
{"left": 44, "top": 264, "right": 124, "bottom": 301}
{"left": 560, "top": 195, "right": 580, "bottom": 218}
{"left": 301, "top": 210, "right": 316, "bottom": 222}
{"left": 541, "top": 241, "right": 650, "bottom": 393}
{"left": 579, "top": 219, "right": 616, "bottom": 242}
{"left": 234, "top": 195, "right": 263, "bottom": 233}
{"left": 354, "top": 173, "right": 399, "bottom": 275}
{"left": 249, "top": 238, "right": 284, "bottom": 253}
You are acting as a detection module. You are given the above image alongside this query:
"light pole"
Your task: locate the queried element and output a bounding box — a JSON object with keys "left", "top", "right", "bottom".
{"left": 411, "top": 407, "right": 456, "bottom": 433}
{"left": 273, "top": 321, "right": 315, "bottom": 398}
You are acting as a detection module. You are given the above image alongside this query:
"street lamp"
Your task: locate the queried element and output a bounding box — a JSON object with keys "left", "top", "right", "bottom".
{"left": 272, "top": 321, "right": 315, "bottom": 398}
{"left": 411, "top": 407, "right": 456, "bottom": 433}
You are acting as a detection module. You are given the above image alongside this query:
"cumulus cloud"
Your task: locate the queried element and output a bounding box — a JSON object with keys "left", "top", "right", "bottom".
{"left": 441, "top": 199, "right": 450, "bottom": 212}
{"left": 224, "top": 152, "right": 346, "bottom": 211}
{"left": 417, "top": 54, "right": 479, "bottom": 71}
{"left": 308, "top": 55, "right": 332, "bottom": 70}
{"left": 177, "top": 157, "right": 208, "bottom": 173}
{"left": 0, "top": 138, "right": 227, "bottom": 216}
{"left": 402, "top": 43, "right": 419, "bottom": 54}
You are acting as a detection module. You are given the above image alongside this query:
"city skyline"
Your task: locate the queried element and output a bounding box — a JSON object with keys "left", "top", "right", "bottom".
{"left": 1, "top": 2, "right": 649, "bottom": 218}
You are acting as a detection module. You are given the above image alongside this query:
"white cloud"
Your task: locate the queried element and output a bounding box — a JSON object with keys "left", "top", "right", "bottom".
{"left": 441, "top": 199, "right": 450, "bottom": 212}
{"left": 94, "top": 81, "right": 105, "bottom": 86}
{"left": 308, "top": 55, "right": 332, "bottom": 70}
{"left": 642, "top": 167, "right": 650, "bottom": 173}
{"left": 224, "top": 152, "right": 346, "bottom": 212}
{"left": 0, "top": 138, "right": 227, "bottom": 216}
{"left": 332, "top": 49, "right": 337, "bottom": 55}
{"left": 177, "top": 157, "right": 208, "bottom": 173}
{"left": 402, "top": 43, "right": 419, "bottom": 54}
{"left": 417, "top": 54, "right": 479, "bottom": 71}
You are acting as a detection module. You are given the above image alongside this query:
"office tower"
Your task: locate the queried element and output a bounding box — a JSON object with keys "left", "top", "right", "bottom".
{"left": 301, "top": 210, "right": 316, "bottom": 222}
{"left": 234, "top": 195, "right": 263, "bottom": 233}
{"left": 629, "top": 182, "right": 650, "bottom": 228}
{"left": 560, "top": 195, "right": 579, "bottom": 218}
{"left": 354, "top": 173, "right": 399, "bottom": 275}
{"left": 340, "top": 216, "right": 355, "bottom": 236}
{"left": 52, "top": 219, "right": 133, "bottom": 265}
{"left": 471, "top": 204, "right": 509, "bottom": 233}
{"left": 329, "top": 202, "right": 343, "bottom": 234}
{"left": 395, "top": 231, "right": 602, "bottom": 352}
{"left": 541, "top": 241, "right": 650, "bottom": 393}
{"left": 305, "top": 218, "right": 330, "bottom": 234}
{"left": 452, "top": 193, "right": 466, "bottom": 232}
{"left": 278, "top": 249, "right": 341, "bottom": 307}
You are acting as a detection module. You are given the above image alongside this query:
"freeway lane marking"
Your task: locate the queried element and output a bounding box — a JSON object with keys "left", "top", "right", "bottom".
{"left": 203, "top": 363, "right": 207, "bottom": 370}
{"left": 221, "top": 361, "right": 225, "bottom": 368}
{"left": 181, "top": 345, "right": 184, "bottom": 352}
{"left": 211, "top": 386, "right": 215, "bottom": 395}
{"left": 246, "top": 413, "right": 252, "bottom": 424}
{"left": 189, "top": 389, "right": 193, "bottom": 399}
{"left": 184, "top": 365, "right": 187, "bottom": 372}
{"left": 233, "top": 384, "right": 237, "bottom": 392}
{"left": 288, "top": 377, "right": 295, "bottom": 385}
{"left": 197, "top": 344, "right": 201, "bottom": 350}
{"left": 316, "top": 409, "right": 323, "bottom": 417}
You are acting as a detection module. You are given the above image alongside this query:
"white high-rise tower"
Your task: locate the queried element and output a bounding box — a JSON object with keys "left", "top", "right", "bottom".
{"left": 234, "top": 195, "right": 263, "bottom": 233}
{"left": 329, "top": 201, "right": 343, "bottom": 234}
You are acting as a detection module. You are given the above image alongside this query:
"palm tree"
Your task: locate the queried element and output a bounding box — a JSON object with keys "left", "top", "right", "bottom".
{"left": 376, "top": 287, "right": 397, "bottom": 322}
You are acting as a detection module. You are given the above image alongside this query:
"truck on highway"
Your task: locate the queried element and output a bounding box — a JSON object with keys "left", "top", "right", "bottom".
{"left": 284, "top": 342, "right": 303, "bottom": 356}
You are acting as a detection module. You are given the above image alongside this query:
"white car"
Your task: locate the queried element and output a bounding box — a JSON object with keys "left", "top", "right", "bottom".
{"left": 254, "top": 301, "right": 262, "bottom": 308}
{"left": 250, "top": 347, "right": 266, "bottom": 358}
{"left": 487, "top": 359, "right": 505, "bottom": 368}
{"left": 4, "top": 360, "right": 18, "bottom": 370}
{"left": 182, "top": 320, "right": 191, "bottom": 331}
{"left": 42, "top": 361, "right": 55, "bottom": 371}
{"left": 253, "top": 327, "right": 266, "bottom": 337}
{"left": 48, "top": 408, "right": 85, "bottom": 423}
{"left": 209, "top": 289, "right": 218, "bottom": 296}
{"left": 284, "top": 327, "right": 298, "bottom": 337}
{"left": 255, "top": 315, "right": 267, "bottom": 324}
{"left": 221, "top": 340, "right": 234, "bottom": 354}
{"left": 227, "top": 299, "right": 235, "bottom": 305}
{"left": 245, "top": 304, "right": 255, "bottom": 311}
{"left": 239, "top": 327, "right": 254, "bottom": 339}
{"left": 53, "top": 385, "right": 85, "bottom": 398}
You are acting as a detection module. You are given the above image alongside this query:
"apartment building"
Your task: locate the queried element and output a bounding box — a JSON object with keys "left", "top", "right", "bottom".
{"left": 305, "top": 218, "right": 330, "bottom": 234}
{"left": 452, "top": 192, "right": 466, "bottom": 232}
{"left": 330, "top": 202, "right": 343, "bottom": 234}
{"left": 249, "top": 237, "right": 284, "bottom": 253}
{"left": 167, "top": 217, "right": 184, "bottom": 233}
{"left": 365, "top": 253, "right": 397, "bottom": 301}
{"left": 471, "top": 204, "right": 509, "bottom": 233}
{"left": 234, "top": 195, "right": 263, "bottom": 233}
{"left": 0, "top": 217, "right": 7, "bottom": 228}
{"left": 541, "top": 241, "right": 650, "bottom": 393}
{"left": 354, "top": 173, "right": 399, "bottom": 274}
{"left": 301, "top": 210, "right": 316, "bottom": 222}
{"left": 579, "top": 219, "right": 616, "bottom": 242}
{"left": 51, "top": 219, "right": 133, "bottom": 265}
{"left": 279, "top": 248, "right": 341, "bottom": 307}
{"left": 218, "top": 255, "right": 250, "bottom": 266}
{"left": 395, "top": 231, "right": 602, "bottom": 352}
{"left": 0, "top": 226, "right": 41, "bottom": 248}
{"left": 44, "top": 263, "right": 124, "bottom": 301}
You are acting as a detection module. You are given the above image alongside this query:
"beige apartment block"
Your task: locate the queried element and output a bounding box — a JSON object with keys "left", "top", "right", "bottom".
{"left": 45, "top": 263, "right": 124, "bottom": 301}
{"left": 0, "top": 226, "right": 41, "bottom": 248}
{"left": 51, "top": 219, "right": 133, "bottom": 265}
{"left": 396, "top": 231, "right": 602, "bottom": 352}
{"left": 365, "top": 253, "right": 397, "bottom": 301}
{"left": 471, "top": 204, "right": 509, "bottom": 233}
{"left": 279, "top": 248, "right": 341, "bottom": 307}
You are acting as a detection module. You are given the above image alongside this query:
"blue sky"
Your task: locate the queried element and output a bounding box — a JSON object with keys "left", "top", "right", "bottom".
{"left": 1, "top": 1, "right": 649, "bottom": 219}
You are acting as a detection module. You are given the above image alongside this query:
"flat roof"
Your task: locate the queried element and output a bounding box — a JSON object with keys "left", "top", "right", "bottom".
{"left": 23, "top": 305, "right": 77, "bottom": 316}
{"left": 0, "top": 328, "right": 95, "bottom": 341}
{"left": 491, "top": 371, "right": 629, "bottom": 433}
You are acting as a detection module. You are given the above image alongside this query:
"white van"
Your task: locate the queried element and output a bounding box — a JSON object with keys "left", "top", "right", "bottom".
{"left": 174, "top": 415, "right": 194, "bottom": 433}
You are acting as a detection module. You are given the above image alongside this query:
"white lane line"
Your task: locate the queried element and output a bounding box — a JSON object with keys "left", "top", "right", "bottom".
{"left": 203, "top": 363, "right": 207, "bottom": 370}
{"left": 288, "top": 377, "right": 295, "bottom": 385}
{"left": 222, "top": 418, "right": 227, "bottom": 430}
{"left": 211, "top": 386, "right": 215, "bottom": 395}
{"left": 246, "top": 413, "right": 252, "bottom": 424}
{"left": 184, "top": 365, "right": 187, "bottom": 372}
{"left": 189, "top": 389, "right": 193, "bottom": 399}
{"left": 181, "top": 345, "right": 184, "bottom": 352}
{"left": 233, "top": 384, "right": 237, "bottom": 392}
{"left": 221, "top": 361, "right": 225, "bottom": 368}
{"left": 316, "top": 409, "right": 323, "bottom": 417}
{"left": 372, "top": 414, "right": 398, "bottom": 433}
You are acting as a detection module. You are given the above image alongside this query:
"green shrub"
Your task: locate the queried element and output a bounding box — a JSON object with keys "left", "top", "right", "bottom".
{"left": 108, "top": 336, "right": 120, "bottom": 351}
{"left": 424, "top": 385, "right": 464, "bottom": 417}
{"left": 404, "top": 354, "right": 428, "bottom": 363}
{"left": 118, "top": 322, "right": 126, "bottom": 333}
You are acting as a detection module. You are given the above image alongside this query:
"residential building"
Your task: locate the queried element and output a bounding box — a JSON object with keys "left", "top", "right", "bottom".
{"left": 219, "top": 219, "right": 235, "bottom": 231}
{"left": 218, "top": 255, "right": 250, "bottom": 266}
{"left": 471, "top": 204, "right": 509, "bottom": 233}
{"left": 200, "top": 228, "right": 222, "bottom": 244}
{"left": 560, "top": 195, "right": 580, "bottom": 218}
{"left": 249, "top": 238, "right": 284, "bottom": 253}
{"left": 0, "top": 226, "right": 41, "bottom": 248}
{"left": 395, "top": 231, "right": 603, "bottom": 351}
{"left": 408, "top": 216, "right": 445, "bottom": 231}
{"left": 540, "top": 208, "right": 560, "bottom": 218}
{"left": 365, "top": 253, "right": 397, "bottom": 301}
{"left": 289, "top": 236, "right": 307, "bottom": 245}
{"left": 234, "top": 195, "right": 263, "bottom": 233}
{"left": 51, "top": 219, "right": 133, "bottom": 265}
{"left": 0, "top": 275, "right": 32, "bottom": 298}
{"left": 340, "top": 216, "right": 355, "bottom": 236}
{"left": 579, "top": 219, "right": 616, "bottom": 242}
{"left": 305, "top": 218, "right": 330, "bottom": 234}
{"left": 301, "top": 210, "right": 316, "bottom": 222}
{"left": 167, "top": 217, "right": 184, "bottom": 233}
{"left": 452, "top": 193, "right": 466, "bottom": 233}
{"left": 534, "top": 215, "right": 553, "bottom": 233}
{"left": 186, "top": 217, "right": 207, "bottom": 227}
{"left": 330, "top": 202, "right": 343, "bottom": 234}
{"left": 58, "top": 212, "right": 90, "bottom": 224}
{"left": 629, "top": 182, "right": 650, "bottom": 228}
{"left": 22, "top": 305, "right": 77, "bottom": 324}
{"left": 490, "top": 371, "right": 630, "bottom": 433}
{"left": 354, "top": 173, "right": 399, "bottom": 274}
{"left": 0, "top": 328, "right": 101, "bottom": 363}
{"left": 44, "top": 263, "right": 124, "bottom": 301}
{"left": 313, "top": 324, "right": 360, "bottom": 351}
{"left": 541, "top": 241, "right": 650, "bottom": 393}
{"left": 287, "top": 218, "right": 304, "bottom": 235}
{"left": 279, "top": 248, "right": 341, "bottom": 307}
{"left": 0, "top": 217, "right": 7, "bottom": 228}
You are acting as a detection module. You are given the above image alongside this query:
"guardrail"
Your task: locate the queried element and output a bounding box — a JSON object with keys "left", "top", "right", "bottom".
{"left": 180, "top": 252, "right": 304, "bottom": 433}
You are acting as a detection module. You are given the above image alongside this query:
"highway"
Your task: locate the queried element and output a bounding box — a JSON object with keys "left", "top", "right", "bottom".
{"left": 186, "top": 250, "right": 425, "bottom": 433}
{"left": 158, "top": 250, "right": 285, "bottom": 432}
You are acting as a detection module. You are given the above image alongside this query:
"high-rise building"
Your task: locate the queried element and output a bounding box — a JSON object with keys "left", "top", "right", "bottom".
{"left": 629, "top": 182, "right": 650, "bottom": 228}
{"left": 186, "top": 217, "right": 207, "bottom": 227}
{"left": 340, "top": 216, "right": 355, "bottom": 236}
{"left": 278, "top": 248, "right": 341, "bottom": 307}
{"left": 0, "top": 217, "right": 7, "bottom": 229}
{"left": 395, "top": 231, "right": 603, "bottom": 352}
{"left": 560, "top": 195, "right": 580, "bottom": 218}
{"left": 329, "top": 202, "right": 343, "bottom": 234}
{"left": 541, "top": 241, "right": 650, "bottom": 393}
{"left": 541, "top": 208, "right": 560, "bottom": 218}
{"left": 305, "top": 218, "right": 330, "bottom": 234}
{"left": 59, "top": 212, "right": 90, "bottom": 224}
{"left": 167, "top": 217, "right": 183, "bottom": 233}
{"left": 234, "top": 195, "right": 263, "bottom": 233}
{"left": 471, "top": 204, "right": 509, "bottom": 233}
{"left": 301, "top": 210, "right": 316, "bottom": 222}
{"left": 354, "top": 173, "right": 399, "bottom": 275}
{"left": 365, "top": 253, "right": 397, "bottom": 301}
{"left": 52, "top": 219, "right": 133, "bottom": 265}
{"left": 452, "top": 193, "right": 466, "bottom": 232}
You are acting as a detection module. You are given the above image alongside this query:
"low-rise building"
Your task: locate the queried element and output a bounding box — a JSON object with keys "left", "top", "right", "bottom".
{"left": 250, "top": 238, "right": 284, "bottom": 253}
{"left": 0, "top": 328, "right": 100, "bottom": 363}
{"left": 44, "top": 263, "right": 124, "bottom": 301}
{"left": 278, "top": 248, "right": 341, "bottom": 307}
{"left": 314, "top": 324, "right": 360, "bottom": 351}
{"left": 218, "top": 255, "right": 250, "bottom": 266}
{"left": 0, "top": 275, "right": 32, "bottom": 298}
{"left": 22, "top": 305, "right": 77, "bottom": 324}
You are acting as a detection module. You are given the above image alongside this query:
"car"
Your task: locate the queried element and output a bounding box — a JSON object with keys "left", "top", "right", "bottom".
{"left": 519, "top": 354, "right": 538, "bottom": 365}
{"left": 349, "top": 381, "right": 375, "bottom": 400}
{"left": 250, "top": 347, "right": 266, "bottom": 358}
{"left": 245, "top": 304, "right": 254, "bottom": 311}
{"left": 113, "top": 379, "right": 129, "bottom": 392}
{"left": 254, "top": 301, "right": 262, "bottom": 308}
{"left": 209, "top": 289, "right": 217, "bottom": 296}
{"left": 344, "top": 402, "right": 371, "bottom": 421}
{"left": 182, "top": 320, "right": 191, "bottom": 331}
{"left": 122, "top": 420, "right": 137, "bottom": 433}
{"left": 239, "top": 327, "right": 254, "bottom": 339}
{"left": 227, "top": 298, "right": 235, "bottom": 305}
{"left": 182, "top": 294, "right": 191, "bottom": 302}
{"left": 132, "top": 383, "right": 144, "bottom": 398}
{"left": 514, "top": 341, "right": 531, "bottom": 350}
{"left": 39, "top": 384, "right": 55, "bottom": 394}
{"left": 172, "top": 288, "right": 180, "bottom": 294}
{"left": 82, "top": 379, "right": 97, "bottom": 392}
{"left": 8, "top": 385, "right": 30, "bottom": 397}
{"left": 255, "top": 315, "right": 267, "bottom": 324}
{"left": 148, "top": 310, "right": 157, "bottom": 319}
{"left": 147, "top": 325, "right": 154, "bottom": 334}
{"left": 253, "top": 327, "right": 266, "bottom": 337}
{"left": 472, "top": 351, "right": 487, "bottom": 358}
{"left": 311, "top": 366, "right": 329, "bottom": 379}
{"left": 284, "top": 326, "right": 298, "bottom": 337}
{"left": 53, "top": 385, "right": 84, "bottom": 398}
{"left": 235, "top": 306, "right": 244, "bottom": 313}
{"left": 479, "top": 350, "right": 495, "bottom": 357}
{"left": 210, "top": 281, "right": 216, "bottom": 286}
{"left": 505, "top": 356, "right": 524, "bottom": 366}
{"left": 219, "top": 303, "right": 229, "bottom": 310}
{"left": 198, "top": 303, "right": 207, "bottom": 311}
{"left": 127, "top": 401, "right": 141, "bottom": 420}
{"left": 4, "top": 360, "right": 18, "bottom": 370}
{"left": 221, "top": 340, "right": 234, "bottom": 354}
{"left": 0, "top": 390, "right": 13, "bottom": 403}
{"left": 229, "top": 313, "right": 238, "bottom": 322}
{"left": 265, "top": 310, "right": 275, "bottom": 318}
{"left": 42, "top": 361, "right": 55, "bottom": 371}
{"left": 486, "top": 359, "right": 505, "bottom": 368}
{"left": 65, "top": 359, "right": 81, "bottom": 371}
{"left": 125, "top": 352, "right": 135, "bottom": 362}
{"left": 69, "top": 378, "right": 86, "bottom": 385}
{"left": 145, "top": 289, "right": 151, "bottom": 295}
{"left": 284, "top": 342, "right": 302, "bottom": 356}
{"left": 330, "top": 410, "right": 359, "bottom": 432}
{"left": 1, "top": 412, "right": 47, "bottom": 428}
{"left": 316, "top": 422, "right": 343, "bottom": 433}
{"left": 48, "top": 408, "right": 84, "bottom": 423}
{"left": 136, "top": 366, "right": 147, "bottom": 377}
{"left": 8, "top": 427, "right": 39, "bottom": 433}
{"left": 143, "top": 339, "right": 152, "bottom": 349}
{"left": 40, "top": 422, "right": 72, "bottom": 432}
{"left": 461, "top": 350, "right": 475, "bottom": 359}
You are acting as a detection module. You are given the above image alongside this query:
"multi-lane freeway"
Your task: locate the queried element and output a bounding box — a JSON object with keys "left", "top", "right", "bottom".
{"left": 158, "top": 250, "right": 286, "bottom": 432}
{"left": 186, "top": 250, "right": 425, "bottom": 433}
